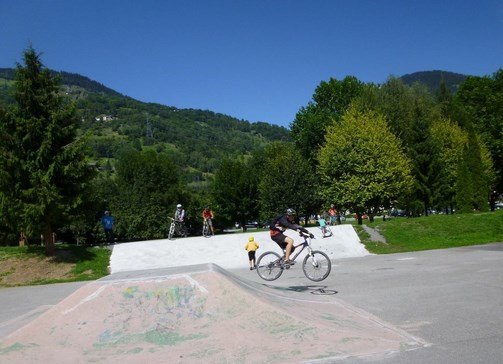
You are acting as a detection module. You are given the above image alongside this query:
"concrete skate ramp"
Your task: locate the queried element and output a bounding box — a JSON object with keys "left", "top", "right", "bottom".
{"left": 0, "top": 264, "right": 426, "bottom": 363}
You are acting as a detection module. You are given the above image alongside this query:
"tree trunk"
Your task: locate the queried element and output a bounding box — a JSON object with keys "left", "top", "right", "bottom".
{"left": 43, "top": 225, "right": 55, "bottom": 256}
{"left": 357, "top": 213, "right": 363, "bottom": 225}
{"left": 19, "top": 232, "right": 27, "bottom": 247}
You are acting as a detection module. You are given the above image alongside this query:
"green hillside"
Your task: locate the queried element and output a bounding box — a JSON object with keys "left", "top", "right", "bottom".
{"left": 399, "top": 70, "right": 468, "bottom": 94}
{"left": 0, "top": 68, "right": 290, "bottom": 184}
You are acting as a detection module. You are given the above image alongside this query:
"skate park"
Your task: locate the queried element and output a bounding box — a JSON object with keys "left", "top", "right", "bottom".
{"left": 1, "top": 225, "right": 502, "bottom": 363}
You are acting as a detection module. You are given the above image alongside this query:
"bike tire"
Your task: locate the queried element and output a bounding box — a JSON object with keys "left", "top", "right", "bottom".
{"left": 202, "top": 223, "right": 209, "bottom": 237}
{"left": 168, "top": 223, "right": 175, "bottom": 240}
{"left": 302, "top": 250, "right": 331, "bottom": 282}
{"left": 256, "top": 251, "right": 283, "bottom": 281}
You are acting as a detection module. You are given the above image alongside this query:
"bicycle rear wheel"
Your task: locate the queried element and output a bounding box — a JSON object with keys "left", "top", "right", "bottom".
{"left": 303, "top": 251, "right": 331, "bottom": 282}
{"left": 256, "top": 251, "right": 283, "bottom": 281}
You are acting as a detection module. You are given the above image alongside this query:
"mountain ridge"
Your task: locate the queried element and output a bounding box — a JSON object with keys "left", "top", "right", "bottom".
{"left": 398, "top": 70, "right": 469, "bottom": 93}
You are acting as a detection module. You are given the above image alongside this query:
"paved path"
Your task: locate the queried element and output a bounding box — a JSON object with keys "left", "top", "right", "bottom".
{"left": 1, "top": 242, "right": 502, "bottom": 363}
{"left": 230, "top": 242, "right": 503, "bottom": 363}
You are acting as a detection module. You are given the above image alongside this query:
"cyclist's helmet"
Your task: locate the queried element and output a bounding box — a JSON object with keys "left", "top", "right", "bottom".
{"left": 176, "top": 204, "right": 182, "bottom": 209}
{"left": 286, "top": 208, "right": 296, "bottom": 216}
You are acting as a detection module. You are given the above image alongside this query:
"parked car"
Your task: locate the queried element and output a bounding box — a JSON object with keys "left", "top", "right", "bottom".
{"left": 235, "top": 221, "right": 260, "bottom": 229}
{"left": 390, "top": 209, "right": 406, "bottom": 217}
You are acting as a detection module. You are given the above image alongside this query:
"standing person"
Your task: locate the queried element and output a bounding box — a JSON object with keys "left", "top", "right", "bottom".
{"left": 269, "top": 208, "right": 312, "bottom": 266}
{"left": 202, "top": 206, "right": 215, "bottom": 235}
{"left": 244, "top": 235, "right": 259, "bottom": 270}
{"left": 174, "top": 203, "right": 187, "bottom": 236}
{"left": 101, "top": 210, "right": 115, "bottom": 245}
{"left": 175, "top": 204, "right": 185, "bottom": 223}
{"left": 328, "top": 204, "right": 337, "bottom": 225}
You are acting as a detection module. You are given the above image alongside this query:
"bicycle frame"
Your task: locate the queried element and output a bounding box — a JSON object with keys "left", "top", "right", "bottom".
{"left": 287, "top": 235, "right": 313, "bottom": 262}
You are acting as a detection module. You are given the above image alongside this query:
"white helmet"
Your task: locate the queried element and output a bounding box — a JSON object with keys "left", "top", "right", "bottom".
{"left": 176, "top": 204, "right": 182, "bottom": 208}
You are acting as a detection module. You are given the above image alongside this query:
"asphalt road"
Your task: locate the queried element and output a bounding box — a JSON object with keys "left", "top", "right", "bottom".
{"left": 230, "top": 242, "right": 503, "bottom": 363}
{"left": 1, "top": 243, "right": 502, "bottom": 363}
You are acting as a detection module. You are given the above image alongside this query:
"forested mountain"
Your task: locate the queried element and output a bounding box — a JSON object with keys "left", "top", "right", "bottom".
{"left": 0, "top": 68, "right": 290, "bottom": 184}
{"left": 399, "top": 70, "right": 468, "bottom": 94}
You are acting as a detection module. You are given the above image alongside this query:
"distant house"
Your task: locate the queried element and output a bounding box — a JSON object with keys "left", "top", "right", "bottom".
{"left": 95, "top": 114, "right": 116, "bottom": 122}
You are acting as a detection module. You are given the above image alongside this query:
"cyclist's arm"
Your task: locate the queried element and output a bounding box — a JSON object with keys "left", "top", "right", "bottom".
{"left": 277, "top": 216, "right": 312, "bottom": 237}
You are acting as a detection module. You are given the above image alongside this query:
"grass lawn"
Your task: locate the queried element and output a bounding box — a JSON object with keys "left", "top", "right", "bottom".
{"left": 0, "top": 244, "right": 111, "bottom": 287}
{"left": 355, "top": 210, "right": 503, "bottom": 254}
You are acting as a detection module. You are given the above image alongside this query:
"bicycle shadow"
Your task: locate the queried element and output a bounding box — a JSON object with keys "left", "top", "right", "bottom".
{"left": 263, "top": 284, "right": 338, "bottom": 295}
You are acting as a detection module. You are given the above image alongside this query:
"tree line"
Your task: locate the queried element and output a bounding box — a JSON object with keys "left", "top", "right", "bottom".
{"left": 0, "top": 48, "right": 501, "bottom": 253}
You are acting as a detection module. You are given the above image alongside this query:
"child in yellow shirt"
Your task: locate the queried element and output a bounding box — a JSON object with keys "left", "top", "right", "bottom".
{"left": 244, "top": 236, "right": 259, "bottom": 270}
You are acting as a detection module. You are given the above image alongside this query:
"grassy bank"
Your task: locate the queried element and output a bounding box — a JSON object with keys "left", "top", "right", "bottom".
{"left": 0, "top": 244, "right": 111, "bottom": 287}
{"left": 355, "top": 210, "right": 503, "bottom": 254}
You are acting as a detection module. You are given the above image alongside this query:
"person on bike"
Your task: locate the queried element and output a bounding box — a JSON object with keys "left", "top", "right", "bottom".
{"left": 175, "top": 204, "right": 185, "bottom": 222}
{"left": 202, "top": 205, "right": 215, "bottom": 235}
{"left": 269, "top": 208, "right": 312, "bottom": 266}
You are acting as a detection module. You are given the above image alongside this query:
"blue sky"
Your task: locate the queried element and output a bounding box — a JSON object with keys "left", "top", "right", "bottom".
{"left": 1, "top": 0, "right": 502, "bottom": 128}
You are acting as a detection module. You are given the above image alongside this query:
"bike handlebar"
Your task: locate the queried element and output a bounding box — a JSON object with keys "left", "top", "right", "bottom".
{"left": 299, "top": 231, "right": 315, "bottom": 239}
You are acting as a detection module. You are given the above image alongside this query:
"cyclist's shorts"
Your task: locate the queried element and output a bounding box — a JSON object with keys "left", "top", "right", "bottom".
{"left": 271, "top": 233, "right": 295, "bottom": 253}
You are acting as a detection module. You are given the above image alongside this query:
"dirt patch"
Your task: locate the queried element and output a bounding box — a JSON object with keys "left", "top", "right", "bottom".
{"left": 0, "top": 256, "right": 74, "bottom": 286}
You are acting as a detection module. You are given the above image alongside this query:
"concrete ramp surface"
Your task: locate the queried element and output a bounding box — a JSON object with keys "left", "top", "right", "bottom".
{"left": 0, "top": 264, "right": 425, "bottom": 363}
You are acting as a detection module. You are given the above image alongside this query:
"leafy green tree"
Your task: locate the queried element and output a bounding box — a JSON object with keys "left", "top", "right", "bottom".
{"left": 211, "top": 158, "right": 259, "bottom": 230}
{"left": 317, "top": 106, "right": 413, "bottom": 224}
{"left": 291, "top": 76, "right": 365, "bottom": 162}
{"left": 258, "top": 142, "right": 318, "bottom": 222}
{"left": 0, "top": 48, "right": 93, "bottom": 252}
{"left": 111, "top": 149, "right": 183, "bottom": 240}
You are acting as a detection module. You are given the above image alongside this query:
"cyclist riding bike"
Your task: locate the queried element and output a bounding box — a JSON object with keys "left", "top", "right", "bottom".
{"left": 202, "top": 206, "right": 215, "bottom": 235}
{"left": 269, "top": 208, "right": 313, "bottom": 266}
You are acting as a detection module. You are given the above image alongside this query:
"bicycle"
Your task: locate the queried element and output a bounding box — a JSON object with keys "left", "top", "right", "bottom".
{"left": 168, "top": 217, "right": 187, "bottom": 240}
{"left": 202, "top": 219, "right": 211, "bottom": 237}
{"left": 256, "top": 232, "right": 331, "bottom": 282}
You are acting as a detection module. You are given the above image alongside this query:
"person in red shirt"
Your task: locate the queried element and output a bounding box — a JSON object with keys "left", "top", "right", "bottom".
{"left": 328, "top": 204, "right": 337, "bottom": 225}
{"left": 202, "top": 206, "right": 215, "bottom": 235}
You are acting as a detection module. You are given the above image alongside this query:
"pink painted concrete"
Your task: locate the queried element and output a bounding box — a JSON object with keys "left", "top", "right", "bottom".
{"left": 0, "top": 266, "right": 426, "bottom": 363}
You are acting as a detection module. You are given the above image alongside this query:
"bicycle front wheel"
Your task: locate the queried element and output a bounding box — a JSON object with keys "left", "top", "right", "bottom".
{"left": 168, "top": 223, "right": 175, "bottom": 240}
{"left": 303, "top": 251, "right": 331, "bottom": 282}
{"left": 202, "top": 223, "right": 209, "bottom": 237}
{"left": 256, "top": 251, "right": 283, "bottom": 281}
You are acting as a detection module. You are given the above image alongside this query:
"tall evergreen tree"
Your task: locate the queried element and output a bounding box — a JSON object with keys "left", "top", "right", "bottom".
{"left": 456, "top": 70, "right": 503, "bottom": 194}
{"left": 456, "top": 128, "right": 491, "bottom": 212}
{"left": 0, "top": 47, "right": 93, "bottom": 253}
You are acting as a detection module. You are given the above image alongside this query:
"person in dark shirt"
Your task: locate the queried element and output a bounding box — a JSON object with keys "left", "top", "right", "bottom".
{"left": 269, "top": 208, "right": 312, "bottom": 266}
{"left": 101, "top": 210, "right": 115, "bottom": 245}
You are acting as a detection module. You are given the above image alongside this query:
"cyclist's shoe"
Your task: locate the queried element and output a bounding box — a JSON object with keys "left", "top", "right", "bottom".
{"left": 284, "top": 259, "right": 295, "bottom": 267}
